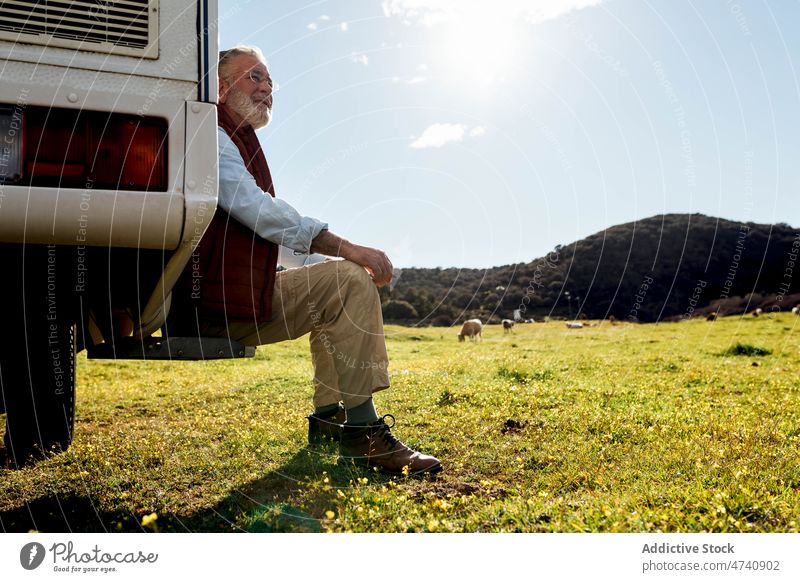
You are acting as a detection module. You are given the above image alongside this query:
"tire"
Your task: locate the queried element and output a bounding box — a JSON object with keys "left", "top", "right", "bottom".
{"left": 0, "top": 244, "right": 79, "bottom": 468}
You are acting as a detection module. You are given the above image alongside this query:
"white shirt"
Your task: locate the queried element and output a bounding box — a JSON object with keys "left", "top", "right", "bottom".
{"left": 217, "top": 127, "right": 328, "bottom": 253}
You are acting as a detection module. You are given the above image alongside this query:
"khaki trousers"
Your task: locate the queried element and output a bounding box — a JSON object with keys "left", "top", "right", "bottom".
{"left": 198, "top": 259, "right": 390, "bottom": 409}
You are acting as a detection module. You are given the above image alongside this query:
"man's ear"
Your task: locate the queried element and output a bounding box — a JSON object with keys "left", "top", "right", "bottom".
{"left": 218, "top": 77, "right": 229, "bottom": 104}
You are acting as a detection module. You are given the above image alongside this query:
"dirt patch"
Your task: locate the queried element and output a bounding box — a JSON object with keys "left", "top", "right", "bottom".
{"left": 501, "top": 419, "right": 528, "bottom": 434}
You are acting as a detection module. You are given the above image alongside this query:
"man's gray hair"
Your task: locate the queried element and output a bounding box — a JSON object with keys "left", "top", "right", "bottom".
{"left": 218, "top": 45, "right": 266, "bottom": 82}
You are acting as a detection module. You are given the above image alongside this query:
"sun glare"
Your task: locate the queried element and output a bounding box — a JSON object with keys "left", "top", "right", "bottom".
{"left": 435, "top": 11, "right": 521, "bottom": 91}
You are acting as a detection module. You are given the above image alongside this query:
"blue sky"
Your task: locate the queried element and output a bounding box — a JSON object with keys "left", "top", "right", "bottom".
{"left": 218, "top": 0, "right": 800, "bottom": 268}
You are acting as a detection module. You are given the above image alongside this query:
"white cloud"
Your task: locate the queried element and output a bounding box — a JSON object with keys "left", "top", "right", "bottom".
{"left": 392, "top": 75, "right": 426, "bottom": 84}
{"left": 410, "top": 123, "right": 465, "bottom": 148}
{"left": 410, "top": 123, "right": 487, "bottom": 148}
{"left": 310, "top": 14, "right": 347, "bottom": 32}
{"left": 382, "top": 0, "right": 602, "bottom": 26}
{"left": 351, "top": 52, "right": 369, "bottom": 66}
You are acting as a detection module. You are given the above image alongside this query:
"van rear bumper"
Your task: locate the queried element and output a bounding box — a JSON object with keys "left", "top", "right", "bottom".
{"left": 0, "top": 186, "right": 184, "bottom": 250}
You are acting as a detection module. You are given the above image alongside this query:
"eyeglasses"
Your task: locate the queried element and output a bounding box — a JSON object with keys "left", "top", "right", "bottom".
{"left": 247, "top": 69, "right": 278, "bottom": 91}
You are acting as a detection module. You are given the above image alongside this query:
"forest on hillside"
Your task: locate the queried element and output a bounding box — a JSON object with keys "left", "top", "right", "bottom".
{"left": 379, "top": 214, "right": 800, "bottom": 325}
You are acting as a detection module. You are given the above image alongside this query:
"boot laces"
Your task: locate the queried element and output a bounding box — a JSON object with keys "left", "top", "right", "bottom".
{"left": 375, "top": 414, "right": 399, "bottom": 448}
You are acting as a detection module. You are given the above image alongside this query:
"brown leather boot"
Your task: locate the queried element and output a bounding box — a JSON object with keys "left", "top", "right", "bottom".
{"left": 339, "top": 415, "right": 442, "bottom": 475}
{"left": 307, "top": 404, "right": 346, "bottom": 444}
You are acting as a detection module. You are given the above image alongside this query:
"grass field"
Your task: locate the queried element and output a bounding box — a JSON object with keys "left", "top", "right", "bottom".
{"left": 1, "top": 313, "right": 799, "bottom": 533}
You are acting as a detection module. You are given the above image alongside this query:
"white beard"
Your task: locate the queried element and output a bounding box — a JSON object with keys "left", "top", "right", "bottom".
{"left": 227, "top": 87, "right": 271, "bottom": 129}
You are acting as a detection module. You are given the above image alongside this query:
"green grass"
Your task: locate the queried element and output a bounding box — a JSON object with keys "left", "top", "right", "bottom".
{"left": 721, "top": 342, "right": 773, "bottom": 357}
{"left": 1, "top": 313, "right": 799, "bottom": 532}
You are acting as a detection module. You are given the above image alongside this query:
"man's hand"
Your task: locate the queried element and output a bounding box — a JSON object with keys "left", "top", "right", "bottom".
{"left": 310, "top": 230, "right": 393, "bottom": 287}
{"left": 346, "top": 244, "right": 393, "bottom": 287}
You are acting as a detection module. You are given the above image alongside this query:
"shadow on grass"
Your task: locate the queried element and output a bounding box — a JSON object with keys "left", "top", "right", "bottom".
{"left": 0, "top": 444, "right": 371, "bottom": 533}
{"left": 181, "top": 443, "right": 400, "bottom": 532}
{"left": 182, "top": 446, "right": 342, "bottom": 532}
{"left": 0, "top": 491, "right": 144, "bottom": 533}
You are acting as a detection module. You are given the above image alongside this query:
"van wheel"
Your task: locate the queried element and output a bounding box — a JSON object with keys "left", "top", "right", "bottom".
{"left": 1, "top": 323, "right": 76, "bottom": 468}
{"left": 0, "top": 245, "right": 78, "bottom": 468}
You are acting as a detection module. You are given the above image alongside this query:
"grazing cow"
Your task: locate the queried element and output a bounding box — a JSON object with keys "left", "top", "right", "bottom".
{"left": 502, "top": 319, "right": 515, "bottom": 333}
{"left": 458, "top": 319, "right": 483, "bottom": 342}
{"left": 752, "top": 308, "right": 763, "bottom": 317}
{"left": 706, "top": 312, "right": 717, "bottom": 321}
{"left": 792, "top": 305, "right": 799, "bottom": 315}
{"left": 565, "top": 322, "right": 584, "bottom": 329}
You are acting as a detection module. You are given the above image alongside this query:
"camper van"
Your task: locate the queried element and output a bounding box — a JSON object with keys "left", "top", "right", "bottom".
{"left": 0, "top": 0, "right": 226, "bottom": 466}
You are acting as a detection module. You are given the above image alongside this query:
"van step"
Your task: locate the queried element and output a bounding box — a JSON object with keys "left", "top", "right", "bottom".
{"left": 87, "top": 337, "right": 255, "bottom": 360}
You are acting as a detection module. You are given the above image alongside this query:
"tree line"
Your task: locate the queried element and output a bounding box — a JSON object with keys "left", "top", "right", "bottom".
{"left": 380, "top": 214, "right": 800, "bottom": 325}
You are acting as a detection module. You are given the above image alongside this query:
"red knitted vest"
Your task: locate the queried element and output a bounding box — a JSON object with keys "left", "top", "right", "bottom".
{"left": 186, "top": 105, "right": 279, "bottom": 324}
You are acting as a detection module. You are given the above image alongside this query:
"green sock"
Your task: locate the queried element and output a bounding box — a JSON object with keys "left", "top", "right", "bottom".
{"left": 314, "top": 403, "right": 341, "bottom": 418}
{"left": 345, "top": 398, "right": 379, "bottom": 426}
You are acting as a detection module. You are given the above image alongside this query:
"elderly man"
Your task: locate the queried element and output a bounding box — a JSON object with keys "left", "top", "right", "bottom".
{"left": 171, "top": 46, "right": 440, "bottom": 475}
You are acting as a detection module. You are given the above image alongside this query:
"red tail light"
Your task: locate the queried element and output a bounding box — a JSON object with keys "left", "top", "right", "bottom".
{"left": 0, "top": 105, "right": 167, "bottom": 191}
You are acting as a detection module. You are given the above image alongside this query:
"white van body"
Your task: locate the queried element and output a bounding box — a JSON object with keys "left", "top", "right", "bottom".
{"left": 0, "top": 0, "right": 220, "bottom": 245}
{"left": 0, "top": 0, "right": 219, "bottom": 334}
{"left": 0, "top": 0, "right": 223, "bottom": 467}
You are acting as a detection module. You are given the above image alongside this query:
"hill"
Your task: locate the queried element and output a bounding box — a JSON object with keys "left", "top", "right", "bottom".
{"left": 381, "top": 214, "right": 800, "bottom": 324}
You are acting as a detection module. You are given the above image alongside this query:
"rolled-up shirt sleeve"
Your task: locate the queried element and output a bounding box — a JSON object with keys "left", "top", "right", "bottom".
{"left": 216, "top": 128, "right": 328, "bottom": 253}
